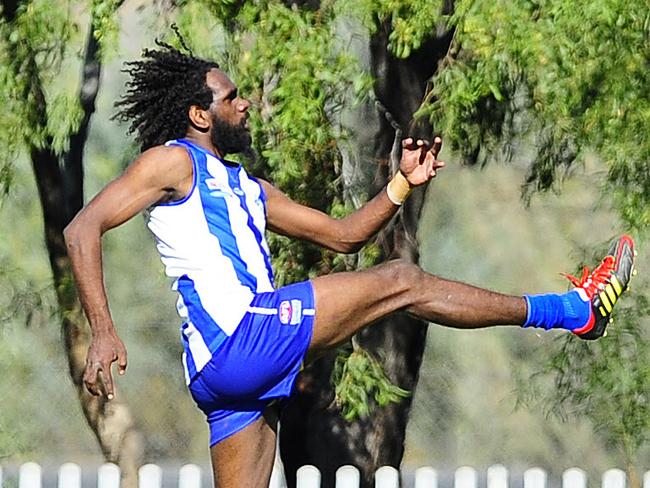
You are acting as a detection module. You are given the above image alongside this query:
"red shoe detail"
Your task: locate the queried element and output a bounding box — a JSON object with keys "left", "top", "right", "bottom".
{"left": 563, "top": 235, "right": 636, "bottom": 340}
{"left": 562, "top": 255, "right": 616, "bottom": 299}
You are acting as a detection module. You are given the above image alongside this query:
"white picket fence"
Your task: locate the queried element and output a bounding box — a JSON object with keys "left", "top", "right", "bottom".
{"left": 2, "top": 463, "right": 650, "bottom": 488}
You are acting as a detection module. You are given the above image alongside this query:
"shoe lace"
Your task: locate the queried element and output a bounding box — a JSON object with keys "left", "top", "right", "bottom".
{"left": 563, "top": 255, "right": 616, "bottom": 297}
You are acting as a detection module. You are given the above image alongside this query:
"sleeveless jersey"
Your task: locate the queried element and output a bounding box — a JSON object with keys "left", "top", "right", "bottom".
{"left": 146, "top": 139, "right": 275, "bottom": 382}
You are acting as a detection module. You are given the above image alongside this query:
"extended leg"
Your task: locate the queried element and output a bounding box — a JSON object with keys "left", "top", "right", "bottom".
{"left": 309, "top": 234, "right": 635, "bottom": 352}
{"left": 309, "top": 259, "right": 526, "bottom": 352}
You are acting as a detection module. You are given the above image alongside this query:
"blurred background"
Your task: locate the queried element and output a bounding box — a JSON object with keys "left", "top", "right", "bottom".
{"left": 0, "top": 0, "right": 648, "bottom": 487}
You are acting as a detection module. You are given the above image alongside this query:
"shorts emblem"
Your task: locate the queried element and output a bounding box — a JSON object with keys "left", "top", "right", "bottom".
{"left": 279, "top": 299, "right": 302, "bottom": 325}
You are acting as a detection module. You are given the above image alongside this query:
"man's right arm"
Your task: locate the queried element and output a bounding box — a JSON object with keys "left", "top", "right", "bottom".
{"left": 64, "top": 145, "right": 192, "bottom": 399}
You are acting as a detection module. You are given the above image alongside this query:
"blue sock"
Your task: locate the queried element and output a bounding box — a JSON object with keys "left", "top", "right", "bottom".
{"left": 523, "top": 290, "right": 591, "bottom": 331}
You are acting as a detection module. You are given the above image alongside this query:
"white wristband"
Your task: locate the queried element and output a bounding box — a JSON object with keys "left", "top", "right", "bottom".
{"left": 386, "top": 171, "right": 413, "bottom": 205}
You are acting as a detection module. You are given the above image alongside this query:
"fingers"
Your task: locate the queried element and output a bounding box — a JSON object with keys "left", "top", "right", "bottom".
{"left": 402, "top": 136, "right": 443, "bottom": 157}
{"left": 431, "top": 136, "right": 442, "bottom": 158}
{"left": 83, "top": 362, "right": 101, "bottom": 397}
{"left": 400, "top": 136, "right": 445, "bottom": 184}
{"left": 416, "top": 139, "right": 430, "bottom": 164}
{"left": 83, "top": 336, "right": 127, "bottom": 400}
{"left": 426, "top": 161, "right": 444, "bottom": 179}
{"left": 433, "top": 159, "right": 446, "bottom": 170}
{"left": 83, "top": 359, "right": 122, "bottom": 400}
{"left": 117, "top": 346, "right": 128, "bottom": 376}
{"left": 101, "top": 366, "right": 115, "bottom": 400}
{"left": 83, "top": 362, "right": 113, "bottom": 399}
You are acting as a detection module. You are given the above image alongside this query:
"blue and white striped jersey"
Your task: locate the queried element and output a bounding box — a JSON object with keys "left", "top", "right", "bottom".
{"left": 146, "top": 139, "right": 275, "bottom": 382}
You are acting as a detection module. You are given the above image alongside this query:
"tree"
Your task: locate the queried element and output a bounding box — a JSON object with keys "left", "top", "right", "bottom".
{"left": 0, "top": 1, "right": 143, "bottom": 485}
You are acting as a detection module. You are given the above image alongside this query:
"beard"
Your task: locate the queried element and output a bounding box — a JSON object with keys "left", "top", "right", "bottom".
{"left": 210, "top": 116, "right": 252, "bottom": 155}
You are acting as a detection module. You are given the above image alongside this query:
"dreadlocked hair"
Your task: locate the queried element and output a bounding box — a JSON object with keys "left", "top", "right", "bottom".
{"left": 114, "top": 40, "right": 219, "bottom": 151}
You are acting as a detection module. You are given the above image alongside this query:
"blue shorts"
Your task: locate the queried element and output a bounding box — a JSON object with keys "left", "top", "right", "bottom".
{"left": 188, "top": 281, "right": 315, "bottom": 446}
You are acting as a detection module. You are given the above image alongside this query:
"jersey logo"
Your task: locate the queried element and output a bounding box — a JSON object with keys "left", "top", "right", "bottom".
{"left": 205, "top": 178, "right": 234, "bottom": 198}
{"left": 279, "top": 299, "right": 302, "bottom": 325}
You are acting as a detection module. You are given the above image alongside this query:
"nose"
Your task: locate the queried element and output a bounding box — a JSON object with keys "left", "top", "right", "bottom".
{"left": 237, "top": 98, "right": 250, "bottom": 112}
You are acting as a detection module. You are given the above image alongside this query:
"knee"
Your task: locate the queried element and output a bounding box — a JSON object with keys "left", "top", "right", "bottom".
{"left": 379, "top": 259, "right": 424, "bottom": 292}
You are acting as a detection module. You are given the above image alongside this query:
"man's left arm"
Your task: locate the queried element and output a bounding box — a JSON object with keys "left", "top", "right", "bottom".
{"left": 263, "top": 137, "right": 444, "bottom": 253}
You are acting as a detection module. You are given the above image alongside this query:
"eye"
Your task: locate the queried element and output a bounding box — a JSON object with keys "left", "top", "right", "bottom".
{"left": 225, "top": 89, "right": 238, "bottom": 102}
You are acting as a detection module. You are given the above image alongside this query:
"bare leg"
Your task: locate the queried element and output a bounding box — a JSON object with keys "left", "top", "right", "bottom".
{"left": 309, "top": 259, "right": 527, "bottom": 352}
{"left": 209, "top": 406, "right": 279, "bottom": 488}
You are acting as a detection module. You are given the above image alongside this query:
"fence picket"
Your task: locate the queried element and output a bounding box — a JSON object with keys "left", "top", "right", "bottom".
{"left": 297, "top": 465, "right": 320, "bottom": 488}
{"left": 0, "top": 465, "right": 3, "bottom": 488}
{"left": 58, "top": 463, "right": 81, "bottom": 488}
{"left": 178, "top": 464, "right": 201, "bottom": 488}
{"left": 562, "top": 468, "right": 586, "bottom": 488}
{"left": 455, "top": 466, "right": 477, "bottom": 488}
{"left": 336, "top": 465, "right": 360, "bottom": 488}
{"left": 375, "top": 466, "right": 399, "bottom": 488}
{"left": 139, "top": 464, "right": 163, "bottom": 488}
{"left": 98, "top": 463, "right": 120, "bottom": 488}
{"left": 523, "top": 468, "right": 546, "bottom": 488}
{"left": 19, "top": 463, "right": 41, "bottom": 488}
{"left": 487, "top": 465, "right": 508, "bottom": 488}
{"left": 414, "top": 467, "right": 437, "bottom": 488}
{"left": 8, "top": 461, "right": 646, "bottom": 488}
{"left": 603, "top": 469, "right": 626, "bottom": 488}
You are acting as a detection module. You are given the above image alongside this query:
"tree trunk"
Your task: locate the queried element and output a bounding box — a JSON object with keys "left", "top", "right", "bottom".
{"left": 279, "top": 18, "right": 454, "bottom": 488}
{"left": 31, "top": 146, "right": 143, "bottom": 486}
{"left": 15, "top": 20, "right": 144, "bottom": 487}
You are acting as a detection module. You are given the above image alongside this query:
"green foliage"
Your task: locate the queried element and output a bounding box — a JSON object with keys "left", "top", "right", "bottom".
{"left": 0, "top": 0, "right": 90, "bottom": 180}
{"left": 175, "top": 0, "right": 242, "bottom": 26}
{"left": 91, "top": 0, "right": 122, "bottom": 56}
{"left": 333, "top": 347, "right": 410, "bottom": 420}
{"left": 171, "top": 2, "right": 226, "bottom": 58}
{"left": 47, "top": 94, "right": 85, "bottom": 155}
{"left": 428, "top": 0, "right": 650, "bottom": 233}
{"left": 344, "top": 0, "right": 445, "bottom": 58}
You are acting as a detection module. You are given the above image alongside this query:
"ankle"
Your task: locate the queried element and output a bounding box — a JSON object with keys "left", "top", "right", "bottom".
{"left": 523, "top": 290, "right": 590, "bottom": 332}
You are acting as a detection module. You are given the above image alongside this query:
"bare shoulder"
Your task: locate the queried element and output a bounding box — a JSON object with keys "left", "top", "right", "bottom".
{"left": 118, "top": 145, "right": 192, "bottom": 201}
{"left": 258, "top": 178, "right": 283, "bottom": 199}
{"left": 127, "top": 144, "right": 192, "bottom": 182}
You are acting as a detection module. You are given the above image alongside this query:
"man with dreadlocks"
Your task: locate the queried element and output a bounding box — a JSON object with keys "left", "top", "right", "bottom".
{"left": 65, "top": 41, "right": 636, "bottom": 487}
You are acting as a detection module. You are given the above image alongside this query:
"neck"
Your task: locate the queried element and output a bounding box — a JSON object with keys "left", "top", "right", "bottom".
{"left": 183, "top": 132, "right": 224, "bottom": 159}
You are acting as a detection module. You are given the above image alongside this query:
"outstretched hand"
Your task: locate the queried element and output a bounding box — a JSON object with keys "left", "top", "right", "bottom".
{"left": 83, "top": 329, "right": 128, "bottom": 400}
{"left": 399, "top": 136, "right": 445, "bottom": 186}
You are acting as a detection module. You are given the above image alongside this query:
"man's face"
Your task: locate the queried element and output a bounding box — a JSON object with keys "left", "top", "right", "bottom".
{"left": 205, "top": 68, "right": 252, "bottom": 155}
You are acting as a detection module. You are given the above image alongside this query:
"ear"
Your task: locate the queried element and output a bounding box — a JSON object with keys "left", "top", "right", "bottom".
{"left": 188, "top": 105, "right": 211, "bottom": 132}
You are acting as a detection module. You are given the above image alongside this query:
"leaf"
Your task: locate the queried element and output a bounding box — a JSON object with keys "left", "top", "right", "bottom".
{"left": 332, "top": 348, "right": 411, "bottom": 421}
